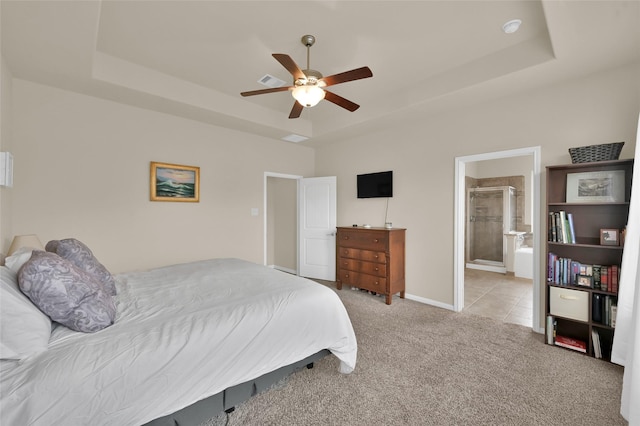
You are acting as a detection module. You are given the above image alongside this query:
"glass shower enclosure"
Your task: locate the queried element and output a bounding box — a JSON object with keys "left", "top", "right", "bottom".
{"left": 466, "top": 186, "right": 516, "bottom": 273}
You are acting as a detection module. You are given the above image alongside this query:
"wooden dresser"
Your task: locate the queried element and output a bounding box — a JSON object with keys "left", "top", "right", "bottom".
{"left": 336, "top": 227, "right": 406, "bottom": 305}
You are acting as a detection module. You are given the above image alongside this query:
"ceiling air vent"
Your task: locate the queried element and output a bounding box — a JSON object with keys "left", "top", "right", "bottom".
{"left": 258, "top": 74, "right": 287, "bottom": 88}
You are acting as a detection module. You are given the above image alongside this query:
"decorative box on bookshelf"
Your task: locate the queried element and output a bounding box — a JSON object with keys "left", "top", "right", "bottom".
{"left": 544, "top": 159, "right": 632, "bottom": 362}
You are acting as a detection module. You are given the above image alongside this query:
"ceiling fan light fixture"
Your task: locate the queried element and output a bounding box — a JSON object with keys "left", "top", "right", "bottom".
{"left": 292, "top": 84, "right": 325, "bottom": 107}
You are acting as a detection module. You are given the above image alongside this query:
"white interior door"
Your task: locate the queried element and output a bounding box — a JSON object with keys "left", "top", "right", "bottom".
{"left": 298, "top": 176, "right": 337, "bottom": 280}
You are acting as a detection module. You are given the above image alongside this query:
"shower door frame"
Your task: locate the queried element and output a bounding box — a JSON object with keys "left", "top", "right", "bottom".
{"left": 465, "top": 186, "right": 516, "bottom": 273}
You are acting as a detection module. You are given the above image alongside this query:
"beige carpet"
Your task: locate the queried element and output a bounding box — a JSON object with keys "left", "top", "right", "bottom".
{"left": 201, "top": 283, "right": 627, "bottom": 425}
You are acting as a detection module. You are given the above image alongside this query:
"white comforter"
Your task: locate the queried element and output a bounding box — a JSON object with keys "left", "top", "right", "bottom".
{"left": 0, "top": 258, "right": 357, "bottom": 426}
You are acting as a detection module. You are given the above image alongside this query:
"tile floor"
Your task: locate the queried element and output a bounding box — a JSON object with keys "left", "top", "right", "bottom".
{"left": 464, "top": 268, "right": 533, "bottom": 327}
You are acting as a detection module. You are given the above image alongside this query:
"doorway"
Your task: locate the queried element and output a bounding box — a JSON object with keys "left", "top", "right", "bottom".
{"left": 263, "top": 173, "right": 337, "bottom": 281}
{"left": 454, "top": 147, "right": 543, "bottom": 333}
{"left": 265, "top": 174, "right": 299, "bottom": 274}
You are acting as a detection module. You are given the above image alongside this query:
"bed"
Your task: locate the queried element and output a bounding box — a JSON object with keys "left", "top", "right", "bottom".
{"left": 0, "top": 256, "right": 357, "bottom": 426}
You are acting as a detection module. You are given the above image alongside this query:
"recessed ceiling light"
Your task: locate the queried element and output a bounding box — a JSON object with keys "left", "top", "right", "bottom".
{"left": 502, "top": 19, "right": 522, "bottom": 34}
{"left": 282, "top": 134, "right": 308, "bottom": 143}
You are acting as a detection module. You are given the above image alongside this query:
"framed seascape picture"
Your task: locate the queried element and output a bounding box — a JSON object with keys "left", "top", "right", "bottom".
{"left": 565, "top": 170, "right": 625, "bottom": 203}
{"left": 150, "top": 162, "right": 200, "bottom": 202}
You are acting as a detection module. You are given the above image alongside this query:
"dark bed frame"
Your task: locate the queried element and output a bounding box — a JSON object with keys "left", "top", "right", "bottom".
{"left": 143, "top": 349, "right": 330, "bottom": 426}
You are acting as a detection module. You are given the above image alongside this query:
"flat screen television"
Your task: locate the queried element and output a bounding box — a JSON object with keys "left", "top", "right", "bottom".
{"left": 357, "top": 171, "right": 393, "bottom": 198}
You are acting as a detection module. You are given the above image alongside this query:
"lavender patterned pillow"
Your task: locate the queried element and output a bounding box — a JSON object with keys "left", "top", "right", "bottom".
{"left": 18, "top": 251, "right": 116, "bottom": 333}
{"left": 45, "top": 238, "right": 117, "bottom": 296}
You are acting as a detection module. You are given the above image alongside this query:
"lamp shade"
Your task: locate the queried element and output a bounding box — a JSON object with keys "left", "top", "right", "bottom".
{"left": 8, "top": 234, "right": 44, "bottom": 255}
{"left": 292, "top": 85, "right": 325, "bottom": 107}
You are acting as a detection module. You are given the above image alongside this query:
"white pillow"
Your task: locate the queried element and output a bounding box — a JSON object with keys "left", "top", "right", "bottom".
{"left": 0, "top": 266, "right": 52, "bottom": 360}
{"left": 4, "top": 246, "right": 35, "bottom": 274}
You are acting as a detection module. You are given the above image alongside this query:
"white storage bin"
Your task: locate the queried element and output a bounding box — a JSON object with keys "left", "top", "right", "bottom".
{"left": 549, "top": 287, "right": 588, "bottom": 322}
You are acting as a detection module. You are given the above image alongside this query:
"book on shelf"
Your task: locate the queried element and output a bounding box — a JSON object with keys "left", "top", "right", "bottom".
{"left": 592, "top": 294, "right": 603, "bottom": 324}
{"left": 592, "top": 294, "right": 618, "bottom": 327}
{"left": 567, "top": 213, "right": 576, "bottom": 244}
{"left": 554, "top": 335, "right": 587, "bottom": 353}
{"left": 559, "top": 211, "right": 570, "bottom": 244}
{"left": 601, "top": 266, "right": 609, "bottom": 291}
{"left": 554, "top": 212, "right": 562, "bottom": 242}
{"left": 546, "top": 252, "right": 621, "bottom": 290}
{"left": 611, "top": 265, "right": 619, "bottom": 294}
{"left": 592, "top": 265, "right": 602, "bottom": 289}
{"left": 592, "top": 329, "right": 602, "bottom": 359}
{"left": 545, "top": 315, "right": 556, "bottom": 345}
{"left": 548, "top": 210, "right": 576, "bottom": 244}
{"left": 548, "top": 212, "right": 557, "bottom": 242}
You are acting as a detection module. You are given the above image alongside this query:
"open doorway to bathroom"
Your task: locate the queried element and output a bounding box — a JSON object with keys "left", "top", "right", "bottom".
{"left": 454, "top": 147, "right": 542, "bottom": 332}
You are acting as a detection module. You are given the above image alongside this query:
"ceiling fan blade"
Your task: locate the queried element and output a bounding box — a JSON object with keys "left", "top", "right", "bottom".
{"left": 272, "top": 54, "right": 305, "bottom": 80}
{"left": 324, "top": 91, "right": 360, "bottom": 112}
{"left": 321, "top": 66, "right": 373, "bottom": 87}
{"left": 289, "top": 101, "right": 304, "bottom": 119}
{"left": 240, "top": 86, "right": 292, "bottom": 97}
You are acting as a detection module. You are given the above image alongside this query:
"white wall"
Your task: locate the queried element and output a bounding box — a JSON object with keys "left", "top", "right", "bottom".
{"left": 315, "top": 63, "right": 640, "bottom": 315}
{"left": 7, "top": 79, "right": 315, "bottom": 273}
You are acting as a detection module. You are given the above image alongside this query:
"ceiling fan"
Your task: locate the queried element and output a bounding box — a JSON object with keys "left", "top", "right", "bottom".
{"left": 240, "top": 35, "right": 373, "bottom": 119}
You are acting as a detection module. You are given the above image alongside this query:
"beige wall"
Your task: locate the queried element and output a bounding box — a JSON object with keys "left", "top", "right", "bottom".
{"left": 0, "top": 55, "right": 13, "bottom": 253}
{"left": 266, "top": 177, "right": 297, "bottom": 271}
{"left": 7, "top": 79, "right": 315, "bottom": 273}
{"left": 315, "top": 63, "right": 640, "bottom": 312}
{"left": 3, "top": 59, "right": 639, "bottom": 325}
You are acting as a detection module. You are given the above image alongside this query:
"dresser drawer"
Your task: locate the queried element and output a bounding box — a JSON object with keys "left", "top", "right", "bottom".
{"left": 549, "top": 287, "right": 588, "bottom": 322}
{"left": 338, "top": 248, "right": 386, "bottom": 263}
{"left": 339, "top": 258, "right": 387, "bottom": 277}
{"left": 337, "top": 230, "right": 387, "bottom": 251}
{"left": 337, "top": 270, "right": 387, "bottom": 294}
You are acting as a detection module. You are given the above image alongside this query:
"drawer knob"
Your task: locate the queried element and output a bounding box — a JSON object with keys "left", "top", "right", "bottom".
{"left": 375, "top": 267, "right": 379, "bottom": 271}
{"left": 373, "top": 239, "right": 379, "bottom": 243}
{"left": 375, "top": 255, "right": 379, "bottom": 259}
{"left": 345, "top": 274, "right": 349, "bottom": 278}
{"left": 343, "top": 236, "right": 349, "bottom": 240}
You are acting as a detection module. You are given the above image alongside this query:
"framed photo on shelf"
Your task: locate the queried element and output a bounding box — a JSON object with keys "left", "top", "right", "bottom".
{"left": 600, "top": 228, "right": 619, "bottom": 246}
{"left": 150, "top": 161, "right": 200, "bottom": 202}
{"left": 576, "top": 274, "right": 593, "bottom": 288}
{"left": 566, "top": 170, "right": 625, "bottom": 203}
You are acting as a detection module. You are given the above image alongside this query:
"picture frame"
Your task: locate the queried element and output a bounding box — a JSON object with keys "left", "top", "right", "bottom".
{"left": 600, "top": 228, "right": 619, "bottom": 246}
{"left": 566, "top": 170, "right": 625, "bottom": 203}
{"left": 150, "top": 161, "right": 200, "bottom": 202}
{"left": 576, "top": 274, "right": 593, "bottom": 288}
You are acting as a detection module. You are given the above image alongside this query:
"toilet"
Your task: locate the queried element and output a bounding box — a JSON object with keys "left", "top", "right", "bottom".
{"left": 514, "top": 246, "right": 533, "bottom": 279}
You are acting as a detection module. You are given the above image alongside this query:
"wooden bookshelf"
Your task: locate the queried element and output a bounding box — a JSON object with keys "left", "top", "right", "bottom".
{"left": 545, "top": 159, "right": 633, "bottom": 361}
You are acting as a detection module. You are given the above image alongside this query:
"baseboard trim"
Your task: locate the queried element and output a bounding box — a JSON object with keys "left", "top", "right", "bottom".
{"left": 269, "top": 265, "right": 297, "bottom": 275}
{"left": 404, "top": 293, "right": 455, "bottom": 311}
